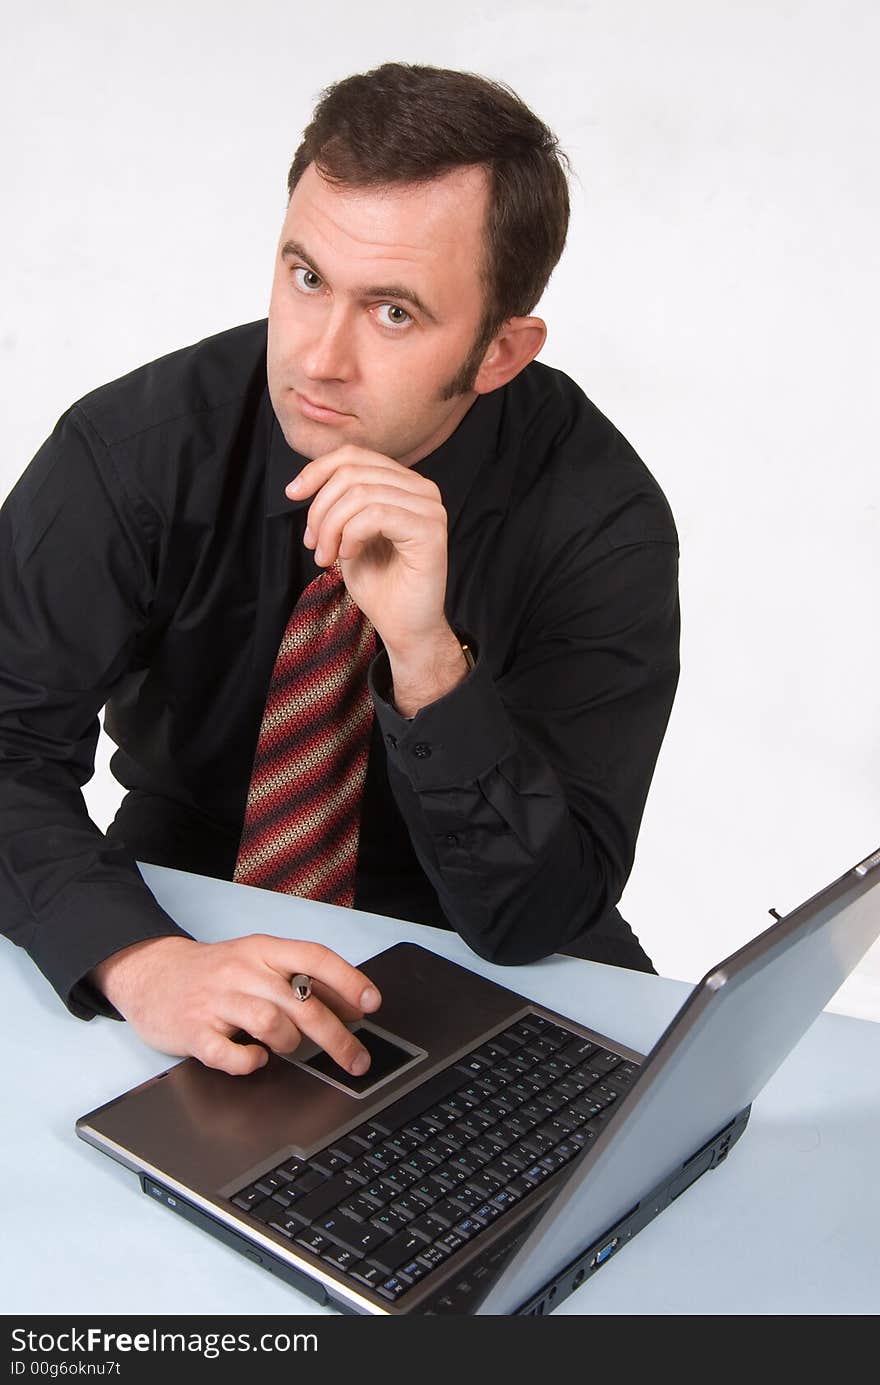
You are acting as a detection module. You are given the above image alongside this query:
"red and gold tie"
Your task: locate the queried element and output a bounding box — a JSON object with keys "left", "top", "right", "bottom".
{"left": 233, "top": 561, "right": 376, "bottom": 906}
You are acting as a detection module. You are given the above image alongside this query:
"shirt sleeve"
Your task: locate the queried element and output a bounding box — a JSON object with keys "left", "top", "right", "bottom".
{"left": 367, "top": 537, "right": 680, "bottom": 965}
{"left": 0, "top": 405, "right": 191, "bottom": 1021}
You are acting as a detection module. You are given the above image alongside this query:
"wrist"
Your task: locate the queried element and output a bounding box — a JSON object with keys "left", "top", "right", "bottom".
{"left": 386, "top": 624, "right": 471, "bottom": 719}
{"left": 89, "top": 935, "right": 194, "bottom": 1010}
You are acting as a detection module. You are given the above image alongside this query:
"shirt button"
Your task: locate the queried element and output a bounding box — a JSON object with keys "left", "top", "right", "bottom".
{"left": 413, "top": 742, "right": 432, "bottom": 759}
{"left": 386, "top": 733, "right": 398, "bottom": 749}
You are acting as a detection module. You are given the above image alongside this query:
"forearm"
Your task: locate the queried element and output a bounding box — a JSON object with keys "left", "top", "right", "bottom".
{"left": 0, "top": 765, "right": 191, "bottom": 1019}
{"left": 368, "top": 645, "right": 627, "bottom": 963}
{"left": 385, "top": 622, "right": 470, "bottom": 719}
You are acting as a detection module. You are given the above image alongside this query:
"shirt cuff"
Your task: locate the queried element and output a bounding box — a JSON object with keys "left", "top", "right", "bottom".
{"left": 29, "top": 877, "right": 193, "bottom": 1022}
{"left": 368, "top": 631, "right": 517, "bottom": 791}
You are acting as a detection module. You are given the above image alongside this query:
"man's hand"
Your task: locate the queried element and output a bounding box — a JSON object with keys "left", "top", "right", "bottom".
{"left": 286, "top": 445, "right": 470, "bottom": 715}
{"left": 88, "top": 934, "right": 382, "bottom": 1077}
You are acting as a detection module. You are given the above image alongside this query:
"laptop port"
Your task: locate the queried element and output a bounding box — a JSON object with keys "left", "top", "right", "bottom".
{"left": 591, "top": 1237, "right": 619, "bottom": 1268}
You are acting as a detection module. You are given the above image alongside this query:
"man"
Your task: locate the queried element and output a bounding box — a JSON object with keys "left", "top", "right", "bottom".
{"left": 0, "top": 63, "right": 679, "bottom": 1079}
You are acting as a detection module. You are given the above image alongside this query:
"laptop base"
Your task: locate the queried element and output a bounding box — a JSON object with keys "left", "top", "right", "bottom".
{"left": 513, "top": 1106, "right": 750, "bottom": 1316}
{"left": 139, "top": 1106, "right": 750, "bottom": 1316}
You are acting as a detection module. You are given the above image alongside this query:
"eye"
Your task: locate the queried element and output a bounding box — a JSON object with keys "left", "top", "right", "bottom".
{"left": 292, "top": 265, "right": 323, "bottom": 292}
{"left": 375, "top": 303, "right": 412, "bottom": 330}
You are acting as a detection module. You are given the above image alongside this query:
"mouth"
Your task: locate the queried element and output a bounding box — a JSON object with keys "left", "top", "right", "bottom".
{"left": 293, "top": 390, "right": 353, "bottom": 423}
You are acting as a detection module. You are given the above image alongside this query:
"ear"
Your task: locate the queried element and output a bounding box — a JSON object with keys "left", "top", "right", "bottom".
{"left": 472, "top": 316, "right": 547, "bottom": 394}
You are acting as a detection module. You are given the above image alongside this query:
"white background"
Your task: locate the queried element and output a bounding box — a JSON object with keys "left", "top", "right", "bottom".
{"left": 3, "top": 1, "right": 878, "bottom": 1018}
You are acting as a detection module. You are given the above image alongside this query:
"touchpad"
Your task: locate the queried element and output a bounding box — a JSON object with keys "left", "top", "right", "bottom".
{"left": 285, "top": 1021, "right": 426, "bottom": 1099}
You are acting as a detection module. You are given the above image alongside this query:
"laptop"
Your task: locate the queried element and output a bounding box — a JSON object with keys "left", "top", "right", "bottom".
{"left": 76, "top": 844, "right": 880, "bottom": 1315}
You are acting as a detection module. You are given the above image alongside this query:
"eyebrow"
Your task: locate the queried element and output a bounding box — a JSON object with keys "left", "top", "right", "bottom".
{"left": 280, "top": 239, "right": 440, "bottom": 323}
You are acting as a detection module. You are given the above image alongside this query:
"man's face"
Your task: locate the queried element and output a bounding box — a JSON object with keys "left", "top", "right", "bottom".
{"left": 267, "top": 161, "right": 494, "bottom": 466}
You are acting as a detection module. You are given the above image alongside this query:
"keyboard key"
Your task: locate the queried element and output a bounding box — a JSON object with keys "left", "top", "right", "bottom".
{"left": 439, "top": 1097, "right": 472, "bottom": 1121}
{"left": 402, "top": 1119, "right": 435, "bottom": 1143}
{"left": 557, "top": 1037, "right": 597, "bottom": 1066}
{"left": 290, "top": 1171, "right": 364, "bottom": 1224}
{"left": 347, "top": 1122, "right": 386, "bottom": 1149}
{"left": 436, "top": 1230, "right": 466, "bottom": 1256}
{"left": 465, "top": 1170, "right": 503, "bottom": 1199}
{"left": 407, "top": 1180, "right": 440, "bottom": 1206}
{"left": 231, "top": 1186, "right": 262, "bottom": 1212}
{"left": 294, "top": 1228, "right": 331, "bottom": 1255}
{"left": 510, "top": 1017, "right": 544, "bottom": 1038}
{"left": 254, "top": 1171, "right": 289, "bottom": 1195}
{"left": 471, "top": 1074, "right": 500, "bottom": 1096}
{"left": 269, "top": 1187, "right": 296, "bottom": 1208}
{"left": 472, "top": 1201, "right": 503, "bottom": 1225}
{"left": 407, "top": 1212, "right": 447, "bottom": 1242}
{"left": 321, "top": 1245, "right": 359, "bottom": 1274}
{"left": 344, "top": 1159, "right": 375, "bottom": 1185}
{"left": 368, "top": 1230, "right": 431, "bottom": 1274}
{"left": 290, "top": 1169, "right": 326, "bottom": 1195}
{"left": 328, "top": 1137, "right": 364, "bottom": 1163}
{"left": 377, "top": 1275, "right": 409, "bottom": 1302}
{"left": 397, "top": 1258, "right": 429, "bottom": 1285}
{"left": 267, "top": 1210, "right": 301, "bottom": 1238}
{"left": 317, "top": 1211, "right": 390, "bottom": 1257}
{"left": 369, "top": 1208, "right": 410, "bottom": 1237}
{"left": 369, "top": 1065, "right": 466, "bottom": 1133}
{"left": 416, "top": 1244, "right": 447, "bottom": 1271}
{"left": 521, "top": 1163, "right": 552, "bottom": 1185}
{"left": 351, "top": 1263, "right": 385, "bottom": 1289}
{"left": 363, "top": 1147, "right": 397, "bottom": 1172}
{"left": 472, "top": 1039, "right": 513, "bottom": 1063}
{"left": 485, "top": 1154, "right": 527, "bottom": 1182}
{"left": 455, "top": 1083, "right": 487, "bottom": 1107}
{"left": 378, "top": 1167, "right": 419, "bottom": 1195}
{"left": 423, "top": 1198, "right": 463, "bottom": 1228}
{"left": 410, "top": 1140, "right": 446, "bottom": 1165}
{"left": 447, "top": 1151, "right": 480, "bottom": 1178}
{"left": 310, "top": 1151, "right": 349, "bottom": 1177}
{"left": 275, "top": 1158, "right": 308, "bottom": 1181}
{"left": 455, "top": 1055, "right": 492, "bottom": 1077}
{"left": 592, "top": 1082, "right": 620, "bottom": 1108}
{"left": 388, "top": 1194, "right": 425, "bottom": 1221}
{"left": 384, "top": 1134, "right": 421, "bottom": 1158}
{"left": 449, "top": 1185, "right": 484, "bottom": 1212}
{"left": 488, "top": 1091, "right": 519, "bottom": 1115}
{"left": 339, "top": 1195, "right": 380, "bottom": 1223}
{"left": 359, "top": 1181, "right": 391, "bottom": 1208}
{"left": 489, "top": 1188, "right": 521, "bottom": 1212}
{"left": 589, "top": 1050, "right": 622, "bottom": 1074}
{"left": 538, "top": 1150, "right": 568, "bottom": 1173}
{"left": 251, "top": 1196, "right": 284, "bottom": 1224}
{"left": 451, "top": 1217, "right": 483, "bottom": 1241}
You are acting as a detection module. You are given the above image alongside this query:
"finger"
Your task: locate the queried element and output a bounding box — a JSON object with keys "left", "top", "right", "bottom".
{"left": 259, "top": 938, "right": 382, "bottom": 1014}
{"left": 335, "top": 503, "right": 445, "bottom": 566}
{"left": 282, "top": 991, "right": 374, "bottom": 1075}
{"left": 193, "top": 1026, "right": 269, "bottom": 1077}
{"left": 287, "top": 446, "right": 407, "bottom": 500}
{"left": 313, "top": 487, "right": 444, "bottom": 566}
{"left": 303, "top": 465, "right": 438, "bottom": 549}
{"left": 219, "top": 992, "right": 304, "bottom": 1056}
{"left": 308, "top": 978, "right": 366, "bottom": 1023}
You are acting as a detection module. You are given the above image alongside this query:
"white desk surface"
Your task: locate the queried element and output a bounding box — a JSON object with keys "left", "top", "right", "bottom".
{"left": 4, "top": 863, "right": 879, "bottom": 1316}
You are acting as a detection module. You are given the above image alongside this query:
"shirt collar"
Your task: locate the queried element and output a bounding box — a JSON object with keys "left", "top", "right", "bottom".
{"left": 265, "top": 385, "right": 505, "bottom": 530}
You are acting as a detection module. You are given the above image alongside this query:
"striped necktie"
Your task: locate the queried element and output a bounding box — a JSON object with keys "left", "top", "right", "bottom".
{"left": 233, "top": 560, "right": 376, "bottom": 906}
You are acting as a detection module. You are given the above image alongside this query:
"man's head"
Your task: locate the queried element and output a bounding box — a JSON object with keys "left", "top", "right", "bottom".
{"left": 267, "top": 62, "right": 571, "bottom": 466}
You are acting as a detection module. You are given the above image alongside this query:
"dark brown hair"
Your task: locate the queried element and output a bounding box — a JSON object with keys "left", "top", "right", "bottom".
{"left": 287, "top": 62, "right": 571, "bottom": 392}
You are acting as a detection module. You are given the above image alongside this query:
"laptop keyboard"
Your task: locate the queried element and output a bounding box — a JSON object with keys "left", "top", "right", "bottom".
{"left": 230, "top": 1014, "right": 638, "bottom": 1305}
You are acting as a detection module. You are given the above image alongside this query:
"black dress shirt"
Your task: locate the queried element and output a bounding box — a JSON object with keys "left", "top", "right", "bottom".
{"left": 0, "top": 319, "right": 680, "bottom": 1021}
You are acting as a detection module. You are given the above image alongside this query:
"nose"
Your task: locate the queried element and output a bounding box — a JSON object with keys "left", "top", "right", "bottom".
{"left": 301, "top": 304, "right": 354, "bottom": 383}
